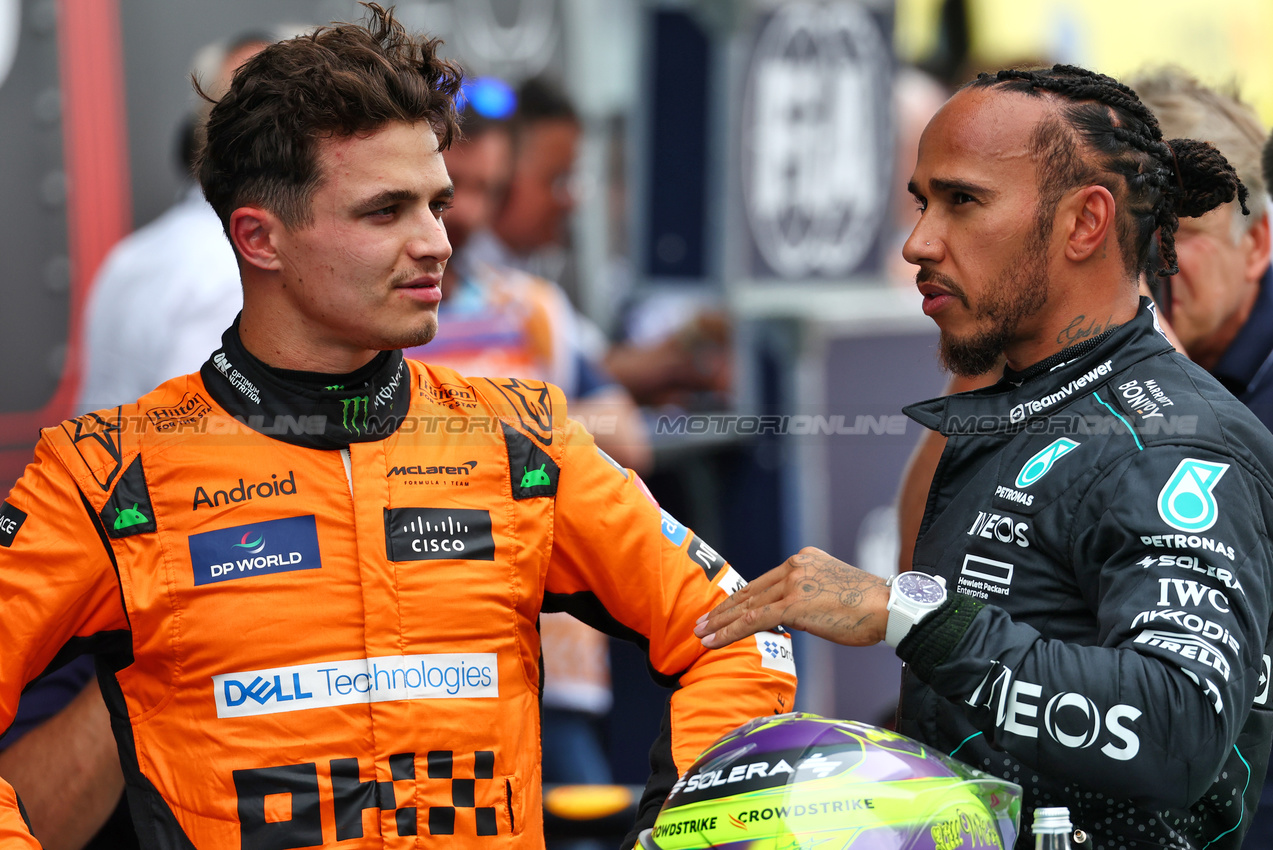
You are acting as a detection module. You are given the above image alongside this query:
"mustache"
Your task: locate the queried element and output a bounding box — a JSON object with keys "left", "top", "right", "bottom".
{"left": 915, "top": 266, "right": 969, "bottom": 307}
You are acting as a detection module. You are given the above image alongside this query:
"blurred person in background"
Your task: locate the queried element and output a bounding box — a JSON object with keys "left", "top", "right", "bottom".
{"left": 470, "top": 75, "right": 730, "bottom": 410}
{"left": 0, "top": 31, "right": 280, "bottom": 850}
{"left": 1130, "top": 68, "right": 1273, "bottom": 429}
{"left": 77, "top": 31, "right": 281, "bottom": 412}
{"left": 698, "top": 64, "right": 1273, "bottom": 849}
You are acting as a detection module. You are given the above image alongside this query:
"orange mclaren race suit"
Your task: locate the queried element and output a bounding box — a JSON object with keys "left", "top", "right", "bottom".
{"left": 0, "top": 325, "right": 797, "bottom": 849}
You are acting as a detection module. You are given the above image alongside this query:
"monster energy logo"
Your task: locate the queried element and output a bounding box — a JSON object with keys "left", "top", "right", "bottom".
{"left": 341, "top": 396, "right": 371, "bottom": 435}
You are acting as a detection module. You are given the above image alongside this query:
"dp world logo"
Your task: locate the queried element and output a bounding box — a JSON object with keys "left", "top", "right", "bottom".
{"left": 1015, "top": 438, "right": 1079, "bottom": 488}
{"left": 1158, "top": 459, "right": 1229, "bottom": 533}
{"left": 233, "top": 532, "right": 266, "bottom": 554}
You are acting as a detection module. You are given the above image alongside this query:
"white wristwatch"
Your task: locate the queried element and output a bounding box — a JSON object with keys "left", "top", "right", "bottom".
{"left": 885, "top": 571, "right": 947, "bottom": 648}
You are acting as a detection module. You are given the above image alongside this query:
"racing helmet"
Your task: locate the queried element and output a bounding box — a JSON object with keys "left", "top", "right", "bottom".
{"left": 638, "top": 712, "right": 1021, "bottom": 850}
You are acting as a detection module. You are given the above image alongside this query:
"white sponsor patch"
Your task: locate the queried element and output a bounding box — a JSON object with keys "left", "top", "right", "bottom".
{"left": 717, "top": 566, "right": 748, "bottom": 596}
{"left": 754, "top": 632, "right": 797, "bottom": 676}
{"left": 212, "top": 653, "right": 498, "bottom": 718}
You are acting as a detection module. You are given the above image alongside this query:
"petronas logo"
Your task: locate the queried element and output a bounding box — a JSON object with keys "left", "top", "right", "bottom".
{"left": 1015, "top": 438, "right": 1079, "bottom": 488}
{"left": 1158, "top": 459, "right": 1229, "bottom": 532}
{"left": 341, "top": 396, "right": 370, "bottom": 435}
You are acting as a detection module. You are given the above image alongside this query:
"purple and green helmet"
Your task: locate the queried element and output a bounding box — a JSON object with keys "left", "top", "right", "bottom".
{"left": 638, "top": 712, "right": 1021, "bottom": 850}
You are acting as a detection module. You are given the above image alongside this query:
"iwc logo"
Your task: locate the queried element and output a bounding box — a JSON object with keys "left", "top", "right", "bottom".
{"left": 1158, "top": 458, "right": 1229, "bottom": 533}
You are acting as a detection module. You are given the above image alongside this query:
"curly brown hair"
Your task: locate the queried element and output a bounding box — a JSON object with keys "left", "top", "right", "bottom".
{"left": 196, "top": 3, "right": 463, "bottom": 239}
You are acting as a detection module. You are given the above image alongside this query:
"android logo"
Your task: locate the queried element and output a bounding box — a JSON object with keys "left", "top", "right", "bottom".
{"left": 519, "top": 464, "right": 552, "bottom": 488}
{"left": 114, "top": 503, "right": 149, "bottom": 531}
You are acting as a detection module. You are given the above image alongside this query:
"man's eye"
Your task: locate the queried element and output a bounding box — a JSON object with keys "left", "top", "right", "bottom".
{"left": 913, "top": 198, "right": 927, "bottom": 213}
{"left": 952, "top": 192, "right": 975, "bottom": 205}
{"left": 369, "top": 206, "right": 396, "bottom": 218}
{"left": 432, "top": 200, "right": 453, "bottom": 216}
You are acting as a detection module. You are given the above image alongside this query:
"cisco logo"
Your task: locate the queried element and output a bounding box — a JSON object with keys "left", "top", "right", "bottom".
{"left": 384, "top": 507, "right": 496, "bottom": 562}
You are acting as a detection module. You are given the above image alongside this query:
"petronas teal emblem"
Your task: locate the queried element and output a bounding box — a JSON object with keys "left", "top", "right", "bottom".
{"left": 1158, "top": 458, "right": 1229, "bottom": 532}
{"left": 1015, "top": 438, "right": 1079, "bottom": 488}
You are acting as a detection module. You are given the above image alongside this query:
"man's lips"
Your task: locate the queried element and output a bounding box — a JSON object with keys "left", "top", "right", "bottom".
{"left": 395, "top": 274, "right": 442, "bottom": 303}
{"left": 915, "top": 269, "right": 965, "bottom": 317}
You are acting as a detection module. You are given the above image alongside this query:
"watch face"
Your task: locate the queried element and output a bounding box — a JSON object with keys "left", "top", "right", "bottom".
{"left": 896, "top": 572, "right": 945, "bottom": 603}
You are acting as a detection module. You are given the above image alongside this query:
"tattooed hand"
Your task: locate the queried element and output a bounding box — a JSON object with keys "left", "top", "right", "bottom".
{"left": 693, "top": 547, "right": 890, "bottom": 648}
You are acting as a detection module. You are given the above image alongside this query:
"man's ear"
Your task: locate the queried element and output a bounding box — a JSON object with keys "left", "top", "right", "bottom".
{"left": 230, "top": 207, "right": 284, "bottom": 271}
{"left": 1061, "top": 185, "right": 1117, "bottom": 263}
{"left": 1241, "top": 212, "right": 1270, "bottom": 284}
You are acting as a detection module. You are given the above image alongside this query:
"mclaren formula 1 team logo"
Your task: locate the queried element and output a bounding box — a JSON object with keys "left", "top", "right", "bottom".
{"left": 1157, "top": 458, "right": 1229, "bottom": 533}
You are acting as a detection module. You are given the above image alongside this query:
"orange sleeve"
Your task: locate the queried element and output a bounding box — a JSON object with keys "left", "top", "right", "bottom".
{"left": 546, "top": 417, "right": 796, "bottom": 842}
{"left": 0, "top": 436, "right": 130, "bottom": 838}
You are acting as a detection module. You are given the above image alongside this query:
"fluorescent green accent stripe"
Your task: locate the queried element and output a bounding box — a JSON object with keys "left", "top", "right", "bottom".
{"left": 949, "top": 731, "right": 983, "bottom": 761}
{"left": 1093, "top": 391, "right": 1143, "bottom": 450}
{"left": 1201, "top": 745, "right": 1251, "bottom": 849}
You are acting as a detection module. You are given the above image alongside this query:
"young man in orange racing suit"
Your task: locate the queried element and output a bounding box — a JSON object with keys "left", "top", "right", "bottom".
{"left": 0, "top": 7, "right": 796, "bottom": 848}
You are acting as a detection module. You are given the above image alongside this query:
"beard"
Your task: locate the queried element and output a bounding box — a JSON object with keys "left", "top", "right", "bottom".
{"left": 934, "top": 228, "right": 1051, "bottom": 377}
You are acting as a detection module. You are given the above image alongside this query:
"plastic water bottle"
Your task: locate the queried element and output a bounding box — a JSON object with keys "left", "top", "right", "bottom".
{"left": 1033, "top": 807, "right": 1076, "bottom": 849}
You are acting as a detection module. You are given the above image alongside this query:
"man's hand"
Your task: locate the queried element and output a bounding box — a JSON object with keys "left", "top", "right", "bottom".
{"left": 693, "top": 547, "right": 891, "bottom": 648}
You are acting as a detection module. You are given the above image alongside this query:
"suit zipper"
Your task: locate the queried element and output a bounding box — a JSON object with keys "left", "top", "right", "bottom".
{"left": 340, "top": 447, "right": 353, "bottom": 496}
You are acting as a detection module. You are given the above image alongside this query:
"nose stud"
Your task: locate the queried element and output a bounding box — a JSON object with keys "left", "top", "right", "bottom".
{"left": 925, "top": 241, "right": 931, "bottom": 246}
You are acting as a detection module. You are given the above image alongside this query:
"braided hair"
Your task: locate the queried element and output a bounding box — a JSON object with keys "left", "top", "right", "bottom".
{"left": 967, "top": 65, "right": 1248, "bottom": 278}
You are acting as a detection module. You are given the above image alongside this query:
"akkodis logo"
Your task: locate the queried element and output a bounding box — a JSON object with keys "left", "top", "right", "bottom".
{"left": 1015, "top": 438, "right": 1079, "bottom": 488}
{"left": 188, "top": 515, "right": 322, "bottom": 586}
{"left": 1158, "top": 459, "right": 1229, "bottom": 533}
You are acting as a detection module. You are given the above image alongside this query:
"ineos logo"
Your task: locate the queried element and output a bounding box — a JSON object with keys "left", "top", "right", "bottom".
{"left": 741, "top": 2, "right": 890, "bottom": 278}
{"left": 1043, "top": 692, "right": 1100, "bottom": 748}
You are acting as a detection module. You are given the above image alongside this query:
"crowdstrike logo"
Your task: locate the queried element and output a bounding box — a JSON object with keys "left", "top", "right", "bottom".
{"left": 212, "top": 653, "right": 499, "bottom": 718}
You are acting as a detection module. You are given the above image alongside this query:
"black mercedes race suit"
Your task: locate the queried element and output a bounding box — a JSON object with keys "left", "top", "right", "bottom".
{"left": 897, "top": 301, "right": 1273, "bottom": 850}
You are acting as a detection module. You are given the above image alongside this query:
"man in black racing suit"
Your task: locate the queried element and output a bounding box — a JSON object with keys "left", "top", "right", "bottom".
{"left": 695, "top": 65, "right": 1273, "bottom": 849}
